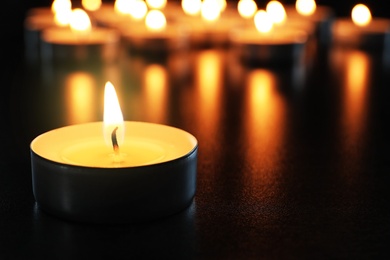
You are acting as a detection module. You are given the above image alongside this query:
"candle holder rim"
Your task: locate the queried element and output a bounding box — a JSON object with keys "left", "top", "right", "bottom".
{"left": 30, "top": 121, "right": 198, "bottom": 170}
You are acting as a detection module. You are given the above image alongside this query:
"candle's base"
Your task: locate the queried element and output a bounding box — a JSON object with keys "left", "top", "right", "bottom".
{"left": 32, "top": 146, "right": 197, "bottom": 224}
{"left": 120, "top": 23, "right": 190, "bottom": 56}
{"left": 31, "top": 122, "right": 198, "bottom": 224}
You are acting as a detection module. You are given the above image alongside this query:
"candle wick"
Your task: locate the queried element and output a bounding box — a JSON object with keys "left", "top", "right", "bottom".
{"left": 111, "top": 126, "right": 119, "bottom": 155}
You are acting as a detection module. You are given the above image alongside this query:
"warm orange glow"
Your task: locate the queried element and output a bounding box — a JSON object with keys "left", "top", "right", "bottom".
{"left": 266, "top": 1, "right": 286, "bottom": 25}
{"left": 114, "top": 0, "right": 132, "bottom": 15}
{"left": 217, "top": 0, "right": 227, "bottom": 12}
{"left": 351, "top": 4, "right": 372, "bottom": 26}
{"left": 296, "top": 0, "right": 316, "bottom": 16}
{"left": 51, "top": 0, "right": 72, "bottom": 14}
{"left": 146, "top": 0, "right": 167, "bottom": 9}
{"left": 245, "top": 69, "right": 285, "bottom": 171}
{"left": 182, "top": 0, "right": 202, "bottom": 16}
{"left": 54, "top": 9, "right": 72, "bottom": 26}
{"left": 103, "top": 81, "right": 124, "bottom": 146}
{"left": 145, "top": 10, "right": 166, "bottom": 31}
{"left": 143, "top": 64, "right": 168, "bottom": 123}
{"left": 254, "top": 10, "right": 273, "bottom": 33}
{"left": 237, "top": 0, "right": 257, "bottom": 19}
{"left": 201, "top": 0, "right": 221, "bottom": 22}
{"left": 343, "top": 51, "right": 369, "bottom": 150}
{"left": 195, "top": 50, "right": 222, "bottom": 143}
{"left": 129, "top": 0, "right": 148, "bottom": 20}
{"left": 65, "top": 72, "right": 96, "bottom": 124}
{"left": 70, "top": 9, "right": 92, "bottom": 32}
{"left": 52, "top": 0, "right": 72, "bottom": 26}
{"left": 82, "top": 0, "right": 102, "bottom": 11}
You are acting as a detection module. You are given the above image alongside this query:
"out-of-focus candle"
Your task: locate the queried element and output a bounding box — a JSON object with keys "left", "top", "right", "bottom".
{"left": 31, "top": 81, "right": 198, "bottom": 223}
{"left": 176, "top": 0, "right": 236, "bottom": 48}
{"left": 182, "top": 0, "right": 202, "bottom": 16}
{"left": 237, "top": 0, "right": 257, "bottom": 19}
{"left": 24, "top": 0, "right": 73, "bottom": 61}
{"left": 230, "top": 8, "right": 308, "bottom": 66}
{"left": 266, "top": 1, "right": 287, "bottom": 26}
{"left": 82, "top": 0, "right": 102, "bottom": 12}
{"left": 120, "top": 9, "right": 189, "bottom": 54}
{"left": 40, "top": 8, "right": 120, "bottom": 64}
{"left": 284, "top": 0, "right": 334, "bottom": 46}
{"left": 332, "top": 4, "right": 390, "bottom": 50}
{"left": 146, "top": 0, "right": 167, "bottom": 10}
{"left": 90, "top": 0, "right": 145, "bottom": 28}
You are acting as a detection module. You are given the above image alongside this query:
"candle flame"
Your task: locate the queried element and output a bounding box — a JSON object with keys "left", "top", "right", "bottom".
{"left": 351, "top": 4, "right": 372, "bottom": 26}
{"left": 146, "top": 0, "right": 167, "bottom": 9}
{"left": 54, "top": 9, "right": 72, "bottom": 26}
{"left": 266, "top": 1, "right": 286, "bottom": 25}
{"left": 104, "top": 82, "right": 124, "bottom": 147}
{"left": 70, "top": 8, "right": 92, "bottom": 32}
{"left": 129, "top": 0, "right": 148, "bottom": 20}
{"left": 82, "top": 0, "right": 102, "bottom": 11}
{"left": 201, "top": 0, "right": 221, "bottom": 22}
{"left": 115, "top": 0, "right": 132, "bottom": 15}
{"left": 296, "top": 0, "right": 316, "bottom": 16}
{"left": 182, "top": 0, "right": 202, "bottom": 16}
{"left": 52, "top": 0, "right": 72, "bottom": 26}
{"left": 254, "top": 10, "right": 273, "bottom": 33}
{"left": 51, "top": 0, "right": 72, "bottom": 14}
{"left": 145, "top": 10, "right": 166, "bottom": 31}
{"left": 237, "top": 0, "right": 257, "bottom": 19}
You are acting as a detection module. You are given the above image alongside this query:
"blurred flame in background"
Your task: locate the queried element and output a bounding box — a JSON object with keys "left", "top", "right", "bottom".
{"left": 295, "top": 0, "right": 316, "bottom": 16}
{"left": 351, "top": 4, "right": 372, "bottom": 26}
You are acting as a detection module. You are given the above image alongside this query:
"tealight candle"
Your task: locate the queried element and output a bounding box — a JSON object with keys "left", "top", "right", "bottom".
{"left": 24, "top": 0, "right": 73, "bottom": 61}
{"left": 230, "top": 9, "right": 308, "bottom": 66}
{"left": 284, "top": 0, "right": 334, "bottom": 46}
{"left": 40, "top": 8, "right": 120, "bottom": 65}
{"left": 31, "top": 82, "right": 198, "bottom": 224}
{"left": 174, "top": 0, "right": 239, "bottom": 48}
{"left": 332, "top": 4, "right": 390, "bottom": 50}
{"left": 119, "top": 10, "right": 189, "bottom": 54}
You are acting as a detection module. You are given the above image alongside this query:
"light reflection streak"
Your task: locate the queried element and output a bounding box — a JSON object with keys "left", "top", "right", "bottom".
{"left": 65, "top": 72, "right": 96, "bottom": 124}
{"left": 343, "top": 50, "right": 369, "bottom": 147}
{"left": 143, "top": 64, "right": 168, "bottom": 123}
{"left": 194, "top": 50, "right": 223, "bottom": 141}
{"left": 244, "top": 69, "right": 286, "bottom": 180}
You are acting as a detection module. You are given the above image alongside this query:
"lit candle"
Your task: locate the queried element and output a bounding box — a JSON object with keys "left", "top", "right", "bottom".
{"left": 30, "top": 82, "right": 198, "bottom": 223}
{"left": 24, "top": 0, "right": 73, "bottom": 61}
{"left": 119, "top": 9, "right": 189, "bottom": 54}
{"left": 176, "top": 0, "right": 236, "bottom": 48}
{"left": 90, "top": 0, "right": 148, "bottom": 28}
{"left": 332, "top": 4, "right": 390, "bottom": 50}
{"left": 284, "top": 0, "right": 335, "bottom": 46}
{"left": 82, "top": 0, "right": 102, "bottom": 12}
{"left": 40, "top": 8, "right": 120, "bottom": 64}
{"left": 237, "top": 0, "right": 257, "bottom": 20}
{"left": 230, "top": 8, "right": 308, "bottom": 66}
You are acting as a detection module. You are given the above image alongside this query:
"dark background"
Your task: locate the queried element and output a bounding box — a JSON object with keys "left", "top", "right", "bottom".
{"left": 1, "top": 1, "right": 390, "bottom": 259}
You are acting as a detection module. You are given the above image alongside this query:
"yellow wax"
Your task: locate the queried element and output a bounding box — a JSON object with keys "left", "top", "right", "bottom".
{"left": 31, "top": 121, "right": 197, "bottom": 168}
{"left": 62, "top": 138, "right": 170, "bottom": 167}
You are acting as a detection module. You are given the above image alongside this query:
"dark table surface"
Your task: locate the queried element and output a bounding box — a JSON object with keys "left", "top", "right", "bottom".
{"left": 1, "top": 3, "right": 390, "bottom": 259}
